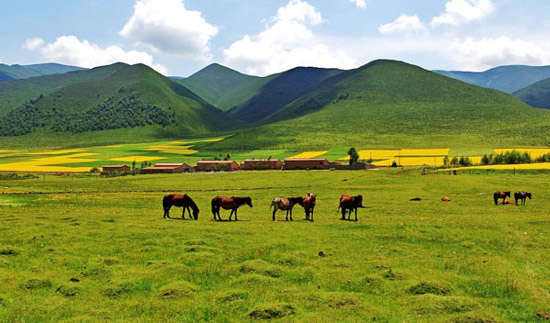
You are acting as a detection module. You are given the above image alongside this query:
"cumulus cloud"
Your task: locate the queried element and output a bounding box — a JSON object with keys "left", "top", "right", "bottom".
{"left": 223, "top": 0, "right": 356, "bottom": 76}
{"left": 378, "top": 15, "right": 426, "bottom": 35}
{"left": 350, "top": 0, "right": 367, "bottom": 9}
{"left": 23, "top": 37, "right": 45, "bottom": 50}
{"left": 450, "top": 36, "right": 550, "bottom": 71}
{"left": 120, "top": 0, "right": 218, "bottom": 60}
{"left": 431, "top": 0, "right": 495, "bottom": 27}
{"left": 23, "top": 35, "right": 167, "bottom": 74}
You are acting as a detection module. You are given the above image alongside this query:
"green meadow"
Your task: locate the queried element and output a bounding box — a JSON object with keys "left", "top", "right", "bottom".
{"left": 0, "top": 170, "right": 548, "bottom": 322}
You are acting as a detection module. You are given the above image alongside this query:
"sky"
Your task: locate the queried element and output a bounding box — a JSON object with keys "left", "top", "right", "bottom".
{"left": 2, "top": 0, "right": 550, "bottom": 77}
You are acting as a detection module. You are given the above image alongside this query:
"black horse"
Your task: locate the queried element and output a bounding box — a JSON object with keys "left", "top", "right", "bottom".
{"left": 514, "top": 192, "right": 532, "bottom": 206}
{"left": 163, "top": 194, "right": 199, "bottom": 220}
{"left": 493, "top": 192, "right": 511, "bottom": 205}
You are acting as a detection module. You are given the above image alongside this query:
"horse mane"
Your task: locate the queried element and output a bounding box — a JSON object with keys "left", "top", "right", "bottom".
{"left": 187, "top": 195, "right": 199, "bottom": 213}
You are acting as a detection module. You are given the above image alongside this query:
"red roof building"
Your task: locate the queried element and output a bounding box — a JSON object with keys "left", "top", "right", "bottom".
{"left": 283, "top": 159, "right": 331, "bottom": 170}
{"left": 240, "top": 159, "right": 283, "bottom": 170}
{"left": 195, "top": 160, "right": 240, "bottom": 172}
{"left": 141, "top": 163, "right": 192, "bottom": 174}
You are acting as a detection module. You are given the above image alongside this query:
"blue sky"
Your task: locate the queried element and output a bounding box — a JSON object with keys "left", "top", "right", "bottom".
{"left": 2, "top": 0, "right": 550, "bottom": 76}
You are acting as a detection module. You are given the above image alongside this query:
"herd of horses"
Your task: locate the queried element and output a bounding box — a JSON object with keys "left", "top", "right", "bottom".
{"left": 162, "top": 191, "right": 532, "bottom": 222}
{"left": 162, "top": 193, "right": 364, "bottom": 222}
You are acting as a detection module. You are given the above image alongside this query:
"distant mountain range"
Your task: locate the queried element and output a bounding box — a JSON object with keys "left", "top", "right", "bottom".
{"left": 1, "top": 60, "right": 549, "bottom": 149}
{"left": 514, "top": 77, "right": 550, "bottom": 109}
{"left": 0, "top": 63, "right": 84, "bottom": 80}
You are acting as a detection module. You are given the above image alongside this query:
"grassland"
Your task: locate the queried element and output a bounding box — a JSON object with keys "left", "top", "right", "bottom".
{"left": 0, "top": 170, "right": 549, "bottom": 321}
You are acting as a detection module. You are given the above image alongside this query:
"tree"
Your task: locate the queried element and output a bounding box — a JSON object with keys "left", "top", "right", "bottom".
{"left": 347, "top": 148, "right": 359, "bottom": 166}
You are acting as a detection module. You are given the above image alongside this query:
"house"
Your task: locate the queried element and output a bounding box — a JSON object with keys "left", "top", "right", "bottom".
{"left": 283, "top": 159, "right": 331, "bottom": 170}
{"left": 195, "top": 160, "right": 240, "bottom": 172}
{"left": 141, "top": 163, "right": 192, "bottom": 174}
{"left": 240, "top": 159, "right": 283, "bottom": 170}
{"left": 101, "top": 165, "right": 130, "bottom": 175}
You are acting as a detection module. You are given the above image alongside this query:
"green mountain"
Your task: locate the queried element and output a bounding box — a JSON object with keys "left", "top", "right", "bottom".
{"left": 228, "top": 67, "right": 343, "bottom": 123}
{"left": 514, "top": 77, "right": 550, "bottom": 109}
{"left": 175, "top": 63, "right": 273, "bottom": 111}
{"left": 0, "top": 72, "right": 13, "bottom": 81}
{"left": 0, "top": 63, "right": 84, "bottom": 80}
{"left": 435, "top": 65, "right": 550, "bottom": 94}
{"left": 0, "top": 63, "right": 227, "bottom": 137}
{"left": 212, "top": 60, "right": 550, "bottom": 150}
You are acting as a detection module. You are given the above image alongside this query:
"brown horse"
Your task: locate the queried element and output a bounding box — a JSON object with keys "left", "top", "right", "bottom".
{"left": 303, "top": 193, "right": 316, "bottom": 222}
{"left": 494, "top": 191, "right": 511, "bottom": 205}
{"left": 211, "top": 196, "right": 253, "bottom": 221}
{"left": 271, "top": 197, "right": 304, "bottom": 221}
{"left": 514, "top": 192, "right": 532, "bottom": 206}
{"left": 163, "top": 194, "right": 199, "bottom": 220}
{"left": 338, "top": 194, "right": 364, "bottom": 221}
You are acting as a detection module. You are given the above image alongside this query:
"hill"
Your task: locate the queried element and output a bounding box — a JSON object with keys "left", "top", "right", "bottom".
{"left": 435, "top": 65, "right": 550, "bottom": 94}
{"left": 229, "top": 67, "right": 343, "bottom": 123}
{"left": 0, "top": 71, "right": 13, "bottom": 81}
{"left": 0, "top": 63, "right": 227, "bottom": 138}
{"left": 0, "top": 63, "right": 84, "bottom": 80}
{"left": 514, "top": 77, "right": 550, "bottom": 109}
{"left": 175, "top": 63, "right": 273, "bottom": 111}
{"left": 212, "top": 60, "right": 550, "bottom": 150}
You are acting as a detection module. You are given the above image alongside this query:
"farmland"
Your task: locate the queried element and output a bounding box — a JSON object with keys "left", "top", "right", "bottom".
{"left": 0, "top": 170, "right": 549, "bottom": 321}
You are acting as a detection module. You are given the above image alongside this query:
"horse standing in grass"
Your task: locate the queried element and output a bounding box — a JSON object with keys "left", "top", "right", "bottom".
{"left": 163, "top": 194, "right": 199, "bottom": 220}
{"left": 303, "top": 193, "right": 316, "bottom": 222}
{"left": 271, "top": 197, "right": 304, "bottom": 221}
{"left": 338, "top": 194, "right": 365, "bottom": 221}
{"left": 493, "top": 192, "right": 511, "bottom": 205}
{"left": 514, "top": 192, "right": 532, "bottom": 206}
{"left": 211, "top": 196, "right": 253, "bottom": 221}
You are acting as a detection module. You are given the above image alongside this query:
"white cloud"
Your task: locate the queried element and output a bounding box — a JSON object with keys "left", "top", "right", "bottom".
{"left": 431, "top": 0, "right": 495, "bottom": 27}
{"left": 223, "top": 0, "right": 356, "bottom": 76}
{"left": 23, "top": 35, "right": 167, "bottom": 74}
{"left": 378, "top": 15, "right": 426, "bottom": 35}
{"left": 120, "top": 0, "right": 218, "bottom": 60}
{"left": 350, "top": 0, "right": 366, "bottom": 9}
{"left": 450, "top": 36, "right": 550, "bottom": 71}
{"left": 23, "top": 37, "right": 45, "bottom": 50}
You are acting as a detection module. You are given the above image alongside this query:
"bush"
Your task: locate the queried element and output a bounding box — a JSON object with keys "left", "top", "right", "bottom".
{"left": 481, "top": 150, "right": 533, "bottom": 165}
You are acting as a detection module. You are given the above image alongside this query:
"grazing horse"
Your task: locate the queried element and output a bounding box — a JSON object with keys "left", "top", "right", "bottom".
{"left": 211, "top": 196, "right": 253, "bottom": 221}
{"left": 163, "top": 194, "right": 199, "bottom": 220}
{"left": 338, "top": 194, "right": 364, "bottom": 221}
{"left": 514, "top": 192, "right": 532, "bottom": 206}
{"left": 271, "top": 197, "right": 304, "bottom": 221}
{"left": 493, "top": 192, "right": 511, "bottom": 205}
{"left": 303, "top": 193, "right": 316, "bottom": 222}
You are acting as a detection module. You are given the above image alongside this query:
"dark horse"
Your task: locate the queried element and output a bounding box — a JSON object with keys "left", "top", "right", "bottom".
{"left": 271, "top": 197, "right": 304, "bottom": 221}
{"left": 211, "top": 196, "right": 253, "bottom": 221}
{"left": 493, "top": 191, "right": 511, "bottom": 205}
{"left": 163, "top": 194, "right": 199, "bottom": 220}
{"left": 514, "top": 192, "right": 532, "bottom": 206}
{"left": 303, "top": 193, "right": 316, "bottom": 222}
{"left": 338, "top": 194, "right": 365, "bottom": 221}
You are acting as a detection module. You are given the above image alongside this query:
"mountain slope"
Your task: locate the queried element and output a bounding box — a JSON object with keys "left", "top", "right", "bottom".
{"left": 514, "top": 77, "right": 550, "bottom": 109}
{"left": 0, "top": 63, "right": 84, "bottom": 79}
{"left": 175, "top": 63, "right": 273, "bottom": 111}
{"left": 212, "top": 60, "right": 550, "bottom": 150}
{"left": 0, "top": 63, "right": 227, "bottom": 137}
{"left": 436, "top": 65, "right": 550, "bottom": 94}
{"left": 0, "top": 72, "right": 13, "bottom": 81}
{"left": 229, "top": 67, "right": 344, "bottom": 123}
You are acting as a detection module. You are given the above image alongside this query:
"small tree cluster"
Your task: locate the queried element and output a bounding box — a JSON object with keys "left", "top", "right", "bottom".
{"left": 481, "top": 150, "right": 532, "bottom": 165}
{"left": 450, "top": 156, "right": 472, "bottom": 167}
{"left": 347, "top": 148, "right": 359, "bottom": 166}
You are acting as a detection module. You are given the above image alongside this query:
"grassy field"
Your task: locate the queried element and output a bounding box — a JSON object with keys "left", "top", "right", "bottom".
{"left": 0, "top": 170, "right": 549, "bottom": 321}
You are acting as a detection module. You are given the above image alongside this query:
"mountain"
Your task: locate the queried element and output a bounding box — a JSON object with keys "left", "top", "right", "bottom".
{"left": 514, "top": 77, "right": 550, "bottom": 109}
{"left": 0, "top": 63, "right": 84, "bottom": 80}
{"left": 175, "top": 63, "right": 273, "bottom": 111}
{"left": 229, "top": 67, "right": 344, "bottom": 123}
{"left": 0, "top": 63, "right": 227, "bottom": 137}
{"left": 211, "top": 60, "right": 550, "bottom": 150}
{"left": 435, "top": 65, "right": 550, "bottom": 94}
{"left": 0, "top": 72, "right": 13, "bottom": 81}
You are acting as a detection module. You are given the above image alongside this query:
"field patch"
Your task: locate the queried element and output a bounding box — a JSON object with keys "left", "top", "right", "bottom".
{"left": 289, "top": 151, "right": 327, "bottom": 159}
{"left": 494, "top": 148, "right": 550, "bottom": 159}
{"left": 110, "top": 156, "right": 165, "bottom": 163}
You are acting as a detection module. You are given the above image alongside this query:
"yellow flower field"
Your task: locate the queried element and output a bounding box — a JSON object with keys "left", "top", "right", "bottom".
{"left": 110, "top": 156, "right": 165, "bottom": 163}
{"left": 453, "top": 163, "right": 550, "bottom": 171}
{"left": 494, "top": 148, "right": 550, "bottom": 159}
{"left": 398, "top": 148, "right": 450, "bottom": 156}
{"left": 26, "top": 148, "right": 86, "bottom": 156}
{"left": 398, "top": 156, "right": 447, "bottom": 167}
{"left": 144, "top": 141, "right": 197, "bottom": 155}
{"left": 289, "top": 151, "right": 327, "bottom": 159}
{"left": 0, "top": 153, "right": 97, "bottom": 173}
{"left": 358, "top": 150, "right": 400, "bottom": 160}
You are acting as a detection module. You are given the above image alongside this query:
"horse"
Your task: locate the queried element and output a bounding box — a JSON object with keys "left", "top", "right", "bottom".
{"left": 338, "top": 194, "right": 364, "bottom": 221}
{"left": 303, "top": 193, "right": 316, "bottom": 222}
{"left": 514, "top": 192, "right": 532, "bottom": 206}
{"left": 162, "top": 194, "right": 199, "bottom": 220}
{"left": 271, "top": 197, "right": 304, "bottom": 221}
{"left": 211, "top": 196, "right": 253, "bottom": 221}
{"left": 493, "top": 192, "right": 511, "bottom": 205}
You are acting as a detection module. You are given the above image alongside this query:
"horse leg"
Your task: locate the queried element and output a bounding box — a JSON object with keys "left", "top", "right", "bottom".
{"left": 272, "top": 207, "right": 277, "bottom": 221}
{"left": 234, "top": 209, "right": 239, "bottom": 221}
{"left": 355, "top": 208, "right": 358, "bottom": 222}
{"left": 290, "top": 208, "right": 293, "bottom": 221}
{"left": 164, "top": 206, "right": 171, "bottom": 219}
